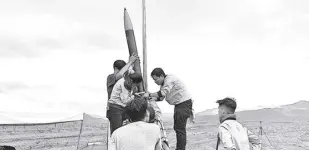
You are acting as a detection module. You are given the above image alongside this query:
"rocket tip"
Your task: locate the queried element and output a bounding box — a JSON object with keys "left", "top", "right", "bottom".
{"left": 124, "top": 8, "right": 126, "bottom": 10}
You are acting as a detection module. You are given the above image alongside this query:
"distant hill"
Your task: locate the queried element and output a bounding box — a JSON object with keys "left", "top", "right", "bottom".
{"left": 0, "top": 112, "right": 107, "bottom": 125}
{"left": 196, "top": 108, "right": 218, "bottom": 116}
{"left": 195, "top": 100, "right": 309, "bottom": 122}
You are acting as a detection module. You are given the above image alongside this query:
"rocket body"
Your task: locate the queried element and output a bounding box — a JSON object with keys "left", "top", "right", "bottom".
{"left": 124, "top": 8, "right": 144, "bottom": 92}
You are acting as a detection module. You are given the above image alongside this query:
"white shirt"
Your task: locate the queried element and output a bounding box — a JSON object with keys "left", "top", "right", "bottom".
{"left": 160, "top": 75, "right": 192, "bottom": 105}
{"left": 218, "top": 120, "right": 260, "bottom": 150}
{"left": 108, "top": 78, "right": 134, "bottom": 107}
{"left": 109, "top": 121, "right": 162, "bottom": 150}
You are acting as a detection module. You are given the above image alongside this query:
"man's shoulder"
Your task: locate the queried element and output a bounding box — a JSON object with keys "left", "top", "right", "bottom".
{"left": 219, "top": 120, "right": 244, "bottom": 130}
{"left": 163, "top": 75, "right": 176, "bottom": 83}
{"left": 123, "top": 122, "right": 160, "bottom": 132}
{"left": 111, "top": 125, "right": 128, "bottom": 137}
{"left": 107, "top": 74, "right": 116, "bottom": 84}
{"left": 143, "top": 123, "right": 161, "bottom": 133}
{"left": 107, "top": 74, "right": 115, "bottom": 80}
{"left": 112, "top": 122, "right": 161, "bottom": 140}
{"left": 145, "top": 122, "right": 160, "bottom": 128}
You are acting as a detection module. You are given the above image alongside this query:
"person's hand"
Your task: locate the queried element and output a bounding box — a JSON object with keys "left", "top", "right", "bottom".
{"left": 143, "top": 92, "right": 150, "bottom": 98}
{"left": 128, "top": 52, "right": 139, "bottom": 63}
{"left": 149, "top": 97, "right": 157, "bottom": 102}
{"left": 134, "top": 92, "right": 145, "bottom": 97}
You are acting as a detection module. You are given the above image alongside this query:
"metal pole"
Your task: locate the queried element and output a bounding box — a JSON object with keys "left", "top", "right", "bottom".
{"left": 259, "top": 121, "right": 263, "bottom": 150}
{"left": 76, "top": 115, "right": 84, "bottom": 150}
{"left": 142, "top": 0, "right": 148, "bottom": 91}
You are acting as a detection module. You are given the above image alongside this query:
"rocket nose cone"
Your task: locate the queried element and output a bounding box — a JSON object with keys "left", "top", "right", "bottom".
{"left": 124, "top": 8, "right": 133, "bottom": 30}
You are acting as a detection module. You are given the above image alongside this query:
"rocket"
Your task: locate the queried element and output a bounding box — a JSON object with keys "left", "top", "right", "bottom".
{"left": 123, "top": 7, "right": 170, "bottom": 149}
{"left": 124, "top": 8, "right": 144, "bottom": 92}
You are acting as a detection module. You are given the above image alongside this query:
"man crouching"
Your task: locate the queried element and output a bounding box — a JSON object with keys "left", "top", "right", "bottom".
{"left": 109, "top": 97, "right": 162, "bottom": 150}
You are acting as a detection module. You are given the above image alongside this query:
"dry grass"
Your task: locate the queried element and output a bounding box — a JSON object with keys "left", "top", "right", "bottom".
{"left": 0, "top": 117, "right": 308, "bottom": 150}
{"left": 163, "top": 116, "right": 309, "bottom": 150}
{"left": 0, "top": 120, "right": 108, "bottom": 150}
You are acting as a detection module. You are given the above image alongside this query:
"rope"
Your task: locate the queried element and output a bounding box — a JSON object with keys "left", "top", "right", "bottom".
{"left": 263, "top": 130, "right": 278, "bottom": 149}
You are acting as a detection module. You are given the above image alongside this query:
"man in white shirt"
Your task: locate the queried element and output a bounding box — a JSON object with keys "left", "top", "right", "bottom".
{"left": 107, "top": 72, "right": 143, "bottom": 134}
{"left": 109, "top": 97, "right": 162, "bottom": 150}
{"left": 216, "top": 97, "right": 260, "bottom": 150}
{"left": 144, "top": 68, "right": 193, "bottom": 150}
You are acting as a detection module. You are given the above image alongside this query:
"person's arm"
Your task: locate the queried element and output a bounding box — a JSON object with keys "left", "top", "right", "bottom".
{"left": 218, "top": 125, "right": 237, "bottom": 150}
{"left": 144, "top": 79, "right": 172, "bottom": 100}
{"left": 247, "top": 129, "right": 261, "bottom": 150}
{"left": 115, "top": 54, "right": 139, "bottom": 81}
{"left": 148, "top": 96, "right": 164, "bottom": 102}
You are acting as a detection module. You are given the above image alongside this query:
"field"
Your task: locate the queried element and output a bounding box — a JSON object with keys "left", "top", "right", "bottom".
{"left": 0, "top": 120, "right": 108, "bottom": 150}
{"left": 164, "top": 116, "right": 309, "bottom": 150}
{"left": 1, "top": 116, "right": 309, "bottom": 150}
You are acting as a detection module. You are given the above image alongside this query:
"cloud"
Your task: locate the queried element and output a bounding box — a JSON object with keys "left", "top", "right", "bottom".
{"left": 0, "top": 38, "right": 41, "bottom": 58}
{"left": 0, "top": 82, "right": 29, "bottom": 92}
{"left": 70, "top": 31, "right": 126, "bottom": 51}
{"left": 0, "top": 12, "right": 126, "bottom": 58}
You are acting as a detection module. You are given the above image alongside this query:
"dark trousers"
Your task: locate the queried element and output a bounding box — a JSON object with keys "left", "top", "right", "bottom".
{"left": 106, "top": 103, "right": 126, "bottom": 135}
{"left": 174, "top": 99, "right": 192, "bottom": 150}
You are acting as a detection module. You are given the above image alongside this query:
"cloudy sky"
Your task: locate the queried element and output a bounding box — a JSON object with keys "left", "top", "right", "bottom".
{"left": 0, "top": 0, "right": 309, "bottom": 123}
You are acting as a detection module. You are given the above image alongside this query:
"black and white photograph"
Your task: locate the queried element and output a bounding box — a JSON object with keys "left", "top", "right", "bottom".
{"left": 0, "top": 0, "right": 309, "bottom": 150}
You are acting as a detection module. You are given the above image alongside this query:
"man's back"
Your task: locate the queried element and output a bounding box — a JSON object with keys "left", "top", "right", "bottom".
{"left": 218, "top": 120, "right": 260, "bottom": 150}
{"left": 109, "top": 121, "right": 161, "bottom": 150}
{"left": 161, "top": 75, "right": 192, "bottom": 105}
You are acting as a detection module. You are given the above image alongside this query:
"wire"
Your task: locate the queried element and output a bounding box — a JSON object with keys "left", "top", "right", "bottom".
{"left": 263, "top": 130, "right": 277, "bottom": 149}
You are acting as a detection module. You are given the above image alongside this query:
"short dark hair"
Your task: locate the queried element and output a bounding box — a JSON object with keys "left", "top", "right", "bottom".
{"left": 125, "top": 97, "right": 148, "bottom": 122}
{"left": 113, "top": 60, "right": 126, "bottom": 70}
{"left": 128, "top": 73, "right": 143, "bottom": 83}
{"left": 151, "top": 68, "right": 166, "bottom": 77}
{"left": 216, "top": 97, "right": 237, "bottom": 113}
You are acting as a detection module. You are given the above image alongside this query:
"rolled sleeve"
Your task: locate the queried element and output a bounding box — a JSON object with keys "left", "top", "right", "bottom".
{"left": 160, "top": 81, "right": 173, "bottom": 97}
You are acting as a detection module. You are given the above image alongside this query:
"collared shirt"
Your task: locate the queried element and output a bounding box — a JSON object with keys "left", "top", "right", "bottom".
{"left": 109, "top": 121, "right": 162, "bottom": 150}
{"left": 218, "top": 120, "right": 260, "bottom": 150}
{"left": 160, "top": 75, "right": 192, "bottom": 105}
{"left": 106, "top": 66, "right": 135, "bottom": 100}
{"left": 108, "top": 78, "right": 134, "bottom": 107}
